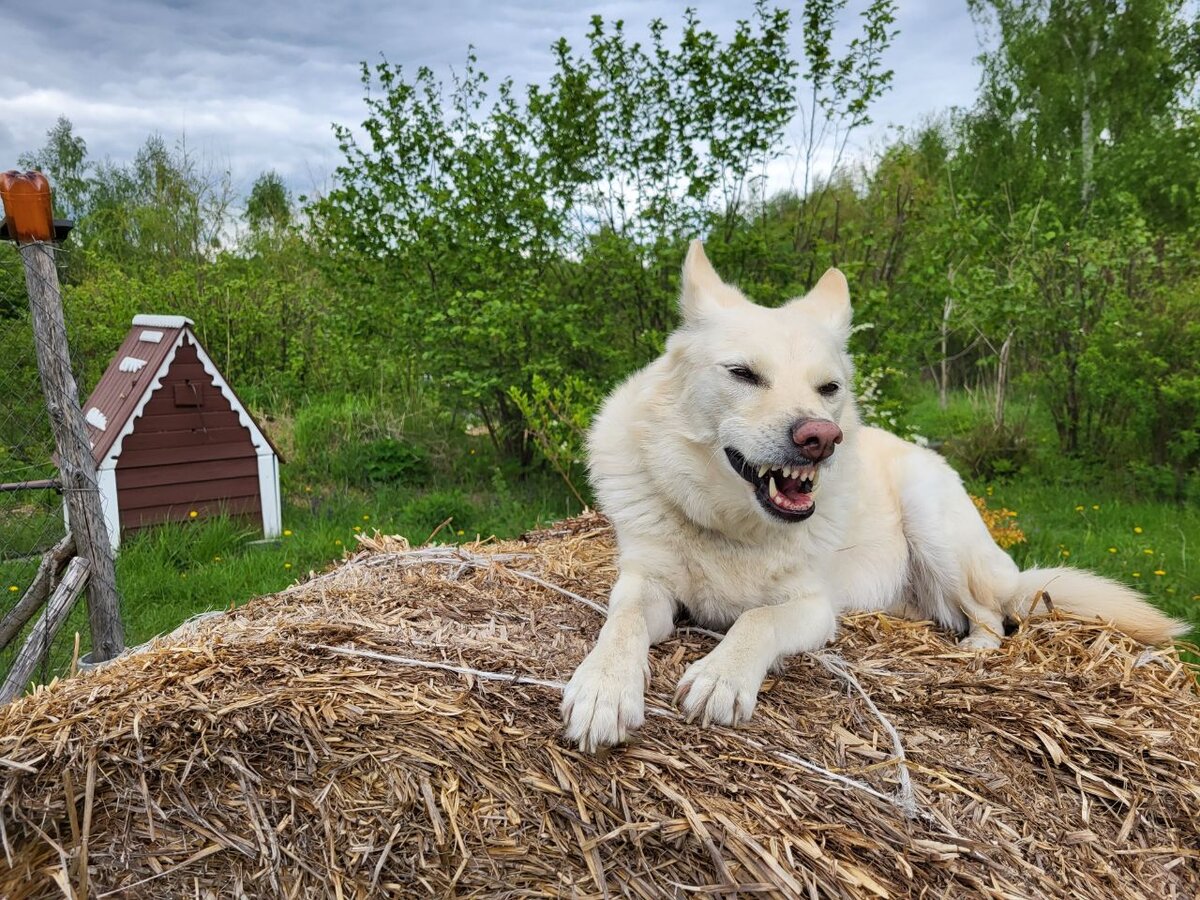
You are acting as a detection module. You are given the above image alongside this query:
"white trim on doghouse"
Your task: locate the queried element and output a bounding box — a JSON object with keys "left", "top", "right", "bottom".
{"left": 131, "top": 314, "right": 195, "bottom": 329}
{"left": 97, "top": 463, "right": 121, "bottom": 553}
{"left": 257, "top": 450, "right": 282, "bottom": 538}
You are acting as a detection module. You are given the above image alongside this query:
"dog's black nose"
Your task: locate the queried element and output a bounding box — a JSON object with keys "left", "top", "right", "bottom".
{"left": 791, "top": 418, "right": 843, "bottom": 461}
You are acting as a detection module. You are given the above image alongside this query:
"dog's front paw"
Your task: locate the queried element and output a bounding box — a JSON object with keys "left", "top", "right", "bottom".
{"left": 958, "top": 633, "right": 1002, "bottom": 651}
{"left": 675, "top": 649, "right": 764, "bottom": 727}
{"left": 561, "top": 647, "right": 649, "bottom": 752}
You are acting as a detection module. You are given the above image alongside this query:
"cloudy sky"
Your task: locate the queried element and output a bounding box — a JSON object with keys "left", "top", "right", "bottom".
{"left": 0, "top": 1, "right": 985, "bottom": 203}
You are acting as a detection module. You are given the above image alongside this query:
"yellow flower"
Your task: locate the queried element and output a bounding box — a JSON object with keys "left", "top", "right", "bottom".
{"left": 1154, "top": 569, "right": 1166, "bottom": 576}
{"left": 1060, "top": 549, "right": 1070, "bottom": 558}
{"left": 1107, "top": 547, "right": 1117, "bottom": 554}
{"left": 284, "top": 562, "right": 292, "bottom": 569}
{"left": 213, "top": 556, "right": 221, "bottom": 562}
{"left": 1143, "top": 548, "right": 1154, "bottom": 555}
{"left": 189, "top": 510, "right": 198, "bottom": 519}
{"left": 362, "top": 514, "right": 370, "bottom": 521}
{"left": 334, "top": 539, "right": 342, "bottom": 546}
{"left": 7, "top": 585, "right": 18, "bottom": 593}
{"left": 1074, "top": 505, "right": 1084, "bottom": 512}
{"left": 1134, "top": 526, "right": 1143, "bottom": 534}
{"left": 1091, "top": 504, "right": 1099, "bottom": 510}
{"left": 353, "top": 526, "right": 361, "bottom": 532}
{"left": 283, "top": 529, "right": 293, "bottom": 537}
{"left": 304, "top": 486, "right": 312, "bottom": 493}
{"left": 1132, "top": 572, "right": 1141, "bottom": 578}
{"left": 456, "top": 529, "right": 464, "bottom": 536}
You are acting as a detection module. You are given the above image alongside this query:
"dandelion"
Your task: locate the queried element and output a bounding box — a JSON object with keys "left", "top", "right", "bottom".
{"left": 362, "top": 514, "right": 370, "bottom": 521}
{"left": 1074, "top": 505, "right": 1084, "bottom": 512}
{"left": 456, "top": 529, "right": 465, "bottom": 536}
{"left": 284, "top": 562, "right": 292, "bottom": 569}
{"left": 7, "top": 585, "right": 18, "bottom": 593}
{"left": 304, "top": 486, "right": 312, "bottom": 493}
{"left": 1061, "top": 549, "right": 1070, "bottom": 558}
{"left": 1153, "top": 569, "right": 1166, "bottom": 576}
{"left": 189, "top": 510, "right": 198, "bottom": 519}
{"left": 353, "top": 526, "right": 361, "bottom": 532}
{"left": 1092, "top": 504, "right": 1099, "bottom": 510}
{"left": 334, "top": 539, "right": 342, "bottom": 546}
{"left": 1107, "top": 547, "right": 1117, "bottom": 554}
{"left": 1134, "top": 526, "right": 1143, "bottom": 534}
{"left": 213, "top": 556, "right": 221, "bottom": 562}
{"left": 1132, "top": 572, "right": 1142, "bottom": 578}
{"left": 283, "top": 529, "right": 293, "bottom": 537}
{"left": 1143, "top": 548, "right": 1154, "bottom": 555}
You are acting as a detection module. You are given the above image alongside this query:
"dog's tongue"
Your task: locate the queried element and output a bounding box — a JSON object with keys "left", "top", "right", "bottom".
{"left": 772, "top": 474, "right": 814, "bottom": 512}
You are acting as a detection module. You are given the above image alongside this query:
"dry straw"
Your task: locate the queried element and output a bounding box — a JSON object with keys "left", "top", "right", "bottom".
{"left": 1, "top": 512, "right": 1198, "bottom": 898}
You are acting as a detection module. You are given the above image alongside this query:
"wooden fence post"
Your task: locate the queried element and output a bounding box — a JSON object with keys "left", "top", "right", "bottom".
{"left": 0, "top": 556, "right": 90, "bottom": 703}
{"left": 19, "top": 242, "right": 125, "bottom": 662}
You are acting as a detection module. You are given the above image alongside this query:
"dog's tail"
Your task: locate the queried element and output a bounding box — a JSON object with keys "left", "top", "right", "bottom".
{"left": 1010, "top": 567, "right": 1189, "bottom": 645}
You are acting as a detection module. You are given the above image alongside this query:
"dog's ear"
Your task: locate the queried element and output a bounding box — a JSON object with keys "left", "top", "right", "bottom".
{"left": 680, "top": 240, "right": 744, "bottom": 322}
{"left": 792, "top": 268, "right": 852, "bottom": 339}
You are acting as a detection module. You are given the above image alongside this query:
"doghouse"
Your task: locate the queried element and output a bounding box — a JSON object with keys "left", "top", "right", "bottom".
{"left": 78, "top": 314, "right": 282, "bottom": 550}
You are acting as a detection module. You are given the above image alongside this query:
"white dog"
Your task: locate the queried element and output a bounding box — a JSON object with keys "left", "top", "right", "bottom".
{"left": 561, "top": 241, "right": 1186, "bottom": 752}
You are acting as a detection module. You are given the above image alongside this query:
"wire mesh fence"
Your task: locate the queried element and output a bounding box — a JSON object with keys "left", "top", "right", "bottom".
{"left": 0, "top": 240, "right": 123, "bottom": 692}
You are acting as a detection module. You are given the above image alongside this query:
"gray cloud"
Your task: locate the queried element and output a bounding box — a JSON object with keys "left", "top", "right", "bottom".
{"left": 0, "top": 1, "right": 982, "bottom": 203}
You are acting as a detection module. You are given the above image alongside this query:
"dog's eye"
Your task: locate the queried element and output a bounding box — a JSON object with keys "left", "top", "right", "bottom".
{"left": 817, "top": 381, "right": 840, "bottom": 397}
{"left": 725, "top": 365, "right": 762, "bottom": 386}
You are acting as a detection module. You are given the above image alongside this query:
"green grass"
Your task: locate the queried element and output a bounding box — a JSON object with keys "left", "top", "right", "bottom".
{"left": 983, "top": 480, "right": 1200, "bottom": 639}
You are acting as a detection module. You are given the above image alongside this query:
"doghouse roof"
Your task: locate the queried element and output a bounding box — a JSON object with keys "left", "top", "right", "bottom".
{"left": 81, "top": 314, "right": 280, "bottom": 465}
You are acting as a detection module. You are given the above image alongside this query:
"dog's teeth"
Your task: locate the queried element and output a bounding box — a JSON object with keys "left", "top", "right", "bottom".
{"left": 811, "top": 468, "right": 820, "bottom": 487}
{"left": 758, "top": 465, "right": 768, "bottom": 478}
{"left": 785, "top": 467, "right": 794, "bottom": 479}
{"left": 768, "top": 477, "right": 778, "bottom": 499}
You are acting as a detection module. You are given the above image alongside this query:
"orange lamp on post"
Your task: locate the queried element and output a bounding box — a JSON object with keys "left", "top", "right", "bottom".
{"left": 0, "top": 170, "right": 72, "bottom": 243}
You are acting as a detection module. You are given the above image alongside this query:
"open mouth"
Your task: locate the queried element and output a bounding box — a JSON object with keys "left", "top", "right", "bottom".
{"left": 724, "top": 447, "right": 820, "bottom": 521}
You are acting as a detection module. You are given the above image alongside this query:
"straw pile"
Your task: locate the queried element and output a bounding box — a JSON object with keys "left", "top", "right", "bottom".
{"left": 2, "top": 513, "right": 1198, "bottom": 898}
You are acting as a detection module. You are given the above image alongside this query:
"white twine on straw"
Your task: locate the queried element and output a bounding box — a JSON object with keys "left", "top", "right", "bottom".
{"left": 317, "top": 643, "right": 922, "bottom": 819}
{"left": 810, "top": 651, "right": 919, "bottom": 819}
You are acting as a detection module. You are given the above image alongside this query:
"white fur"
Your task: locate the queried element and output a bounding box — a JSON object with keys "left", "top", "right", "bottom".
{"left": 561, "top": 241, "right": 1187, "bottom": 752}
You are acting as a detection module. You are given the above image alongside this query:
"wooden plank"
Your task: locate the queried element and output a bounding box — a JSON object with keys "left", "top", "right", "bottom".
{"left": 158, "top": 362, "right": 209, "bottom": 381}
{"left": 141, "top": 386, "right": 227, "bottom": 415}
{"left": 116, "top": 442, "right": 257, "bottom": 469}
{"left": 20, "top": 242, "right": 123, "bottom": 661}
{"left": 125, "top": 410, "right": 242, "bottom": 433}
{"left": 0, "top": 556, "right": 89, "bottom": 703}
{"left": 120, "top": 495, "right": 261, "bottom": 529}
{"left": 118, "top": 476, "right": 261, "bottom": 511}
{"left": 115, "top": 456, "right": 258, "bottom": 490}
{"left": 121, "top": 427, "right": 252, "bottom": 453}
{"left": 0, "top": 533, "right": 74, "bottom": 654}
